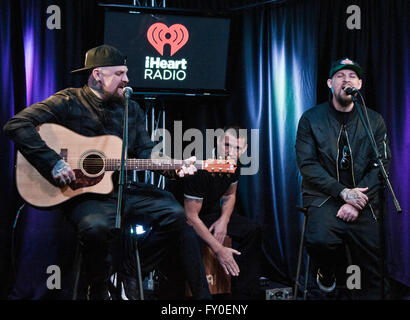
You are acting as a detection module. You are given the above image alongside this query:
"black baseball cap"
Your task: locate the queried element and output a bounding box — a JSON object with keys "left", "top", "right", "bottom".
{"left": 71, "top": 45, "right": 127, "bottom": 74}
{"left": 329, "top": 57, "right": 363, "bottom": 79}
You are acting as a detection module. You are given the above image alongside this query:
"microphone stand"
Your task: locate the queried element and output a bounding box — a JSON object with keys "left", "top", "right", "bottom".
{"left": 351, "top": 93, "right": 402, "bottom": 212}
{"left": 114, "top": 87, "right": 144, "bottom": 300}
{"left": 351, "top": 93, "right": 402, "bottom": 299}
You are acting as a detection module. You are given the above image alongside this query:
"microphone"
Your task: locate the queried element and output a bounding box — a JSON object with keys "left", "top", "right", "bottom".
{"left": 123, "top": 86, "right": 133, "bottom": 99}
{"left": 344, "top": 86, "right": 359, "bottom": 95}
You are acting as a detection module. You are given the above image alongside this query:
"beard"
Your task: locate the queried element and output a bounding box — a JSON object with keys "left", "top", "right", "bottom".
{"left": 102, "top": 85, "right": 126, "bottom": 105}
{"left": 334, "top": 89, "right": 353, "bottom": 107}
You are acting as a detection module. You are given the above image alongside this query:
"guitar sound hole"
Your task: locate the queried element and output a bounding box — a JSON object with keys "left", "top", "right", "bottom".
{"left": 82, "top": 154, "right": 104, "bottom": 175}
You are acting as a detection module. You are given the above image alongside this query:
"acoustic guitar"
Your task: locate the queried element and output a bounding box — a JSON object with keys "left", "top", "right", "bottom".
{"left": 16, "top": 123, "right": 236, "bottom": 208}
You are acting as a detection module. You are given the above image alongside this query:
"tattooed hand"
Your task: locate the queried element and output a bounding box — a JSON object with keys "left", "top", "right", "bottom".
{"left": 51, "top": 159, "right": 76, "bottom": 186}
{"left": 340, "top": 187, "right": 369, "bottom": 210}
{"left": 336, "top": 204, "right": 359, "bottom": 222}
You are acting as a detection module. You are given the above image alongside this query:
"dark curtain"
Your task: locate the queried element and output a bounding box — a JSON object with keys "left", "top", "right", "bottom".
{"left": 1, "top": 0, "right": 409, "bottom": 299}
{"left": 0, "top": 0, "right": 20, "bottom": 299}
{"left": 0, "top": 0, "right": 105, "bottom": 299}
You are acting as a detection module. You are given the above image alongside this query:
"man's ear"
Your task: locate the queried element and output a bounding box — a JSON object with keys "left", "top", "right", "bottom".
{"left": 240, "top": 143, "right": 248, "bottom": 157}
{"left": 92, "top": 68, "right": 102, "bottom": 82}
{"left": 357, "top": 79, "right": 363, "bottom": 90}
{"left": 327, "top": 78, "right": 334, "bottom": 94}
{"left": 327, "top": 78, "right": 333, "bottom": 90}
{"left": 216, "top": 135, "right": 225, "bottom": 158}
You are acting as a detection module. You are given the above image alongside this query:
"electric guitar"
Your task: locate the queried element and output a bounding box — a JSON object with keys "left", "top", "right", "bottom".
{"left": 16, "top": 123, "right": 236, "bottom": 208}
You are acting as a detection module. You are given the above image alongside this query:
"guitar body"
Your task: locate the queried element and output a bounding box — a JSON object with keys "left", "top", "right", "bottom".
{"left": 16, "top": 123, "right": 122, "bottom": 208}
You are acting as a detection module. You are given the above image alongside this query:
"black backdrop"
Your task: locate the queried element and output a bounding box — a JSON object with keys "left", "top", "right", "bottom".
{"left": 1, "top": 0, "right": 409, "bottom": 299}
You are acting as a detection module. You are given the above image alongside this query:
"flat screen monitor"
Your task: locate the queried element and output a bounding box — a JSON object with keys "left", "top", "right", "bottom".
{"left": 104, "top": 9, "right": 231, "bottom": 94}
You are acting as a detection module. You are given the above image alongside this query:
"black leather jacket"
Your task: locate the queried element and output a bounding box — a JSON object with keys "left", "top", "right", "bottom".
{"left": 295, "top": 101, "right": 391, "bottom": 216}
{"left": 3, "top": 85, "right": 154, "bottom": 181}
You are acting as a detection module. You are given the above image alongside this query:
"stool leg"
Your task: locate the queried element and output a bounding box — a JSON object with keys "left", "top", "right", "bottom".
{"left": 72, "top": 242, "right": 82, "bottom": 300}
{"left": 294, "top": 215, "right": 308, "bottom": 300}
{"left": 303, "top": 255, "right": 310, "bottom": 300}
{"left": 134, "top": 236, "right": 144, "bottom": 300}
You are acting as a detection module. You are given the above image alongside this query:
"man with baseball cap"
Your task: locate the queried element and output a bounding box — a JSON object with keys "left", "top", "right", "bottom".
{"left": 4, "top": 45, "right": 211, "bottom": 300}
{"left": 295, "top": 58, "right": 391, "bottom": 299}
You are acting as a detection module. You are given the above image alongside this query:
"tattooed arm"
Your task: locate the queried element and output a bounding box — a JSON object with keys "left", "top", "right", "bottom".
{"left": 185, "top": 195, "right": 241, "bottom": 276}
{"left": 209, "top": 182, "right": 237, "bottom": 244}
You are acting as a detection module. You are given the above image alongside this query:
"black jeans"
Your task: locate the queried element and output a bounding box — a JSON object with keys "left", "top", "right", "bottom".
{"left": 304, "top": 198, "right": 386, "bottom": 299}
{"left": 160, "top": 212, "right": 262, "bottom": 300}
{"left": 63, "top": 182, "right": 208, "bottom": 298}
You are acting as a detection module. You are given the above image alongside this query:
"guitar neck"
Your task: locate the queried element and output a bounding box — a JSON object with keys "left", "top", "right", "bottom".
{"left": 105, "top": 159, "right": 204, "bottom": 171}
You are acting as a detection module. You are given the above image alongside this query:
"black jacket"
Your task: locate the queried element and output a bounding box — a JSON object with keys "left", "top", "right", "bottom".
{"left": 295, "top": 101, "right": 391, "bottom": 214}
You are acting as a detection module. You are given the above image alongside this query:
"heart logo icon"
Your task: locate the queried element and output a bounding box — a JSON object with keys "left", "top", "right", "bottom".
{"left": 147, "top": 23, "right": 189, "bottom": 56}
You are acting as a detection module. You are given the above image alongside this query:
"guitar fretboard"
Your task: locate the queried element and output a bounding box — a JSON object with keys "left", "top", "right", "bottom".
{"left": 104, "top": 159, "right": 204, "bottom": 171}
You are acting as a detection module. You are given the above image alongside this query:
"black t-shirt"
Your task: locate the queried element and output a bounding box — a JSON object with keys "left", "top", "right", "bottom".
{"left": 335, "top": 109, "right": 355, "bottom": 188}
{"left": 183, "top": 169, "right": 240, "bottom": 217}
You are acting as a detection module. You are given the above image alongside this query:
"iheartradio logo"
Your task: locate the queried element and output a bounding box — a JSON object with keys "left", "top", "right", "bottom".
{"left": 147, "top": 23, "right": 189, "bottom": 56}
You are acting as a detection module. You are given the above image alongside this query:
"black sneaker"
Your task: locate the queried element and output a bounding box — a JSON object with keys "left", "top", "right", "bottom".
{"left": 121, "top": 273, "right": 139, "bottom": 300}
{"left": 108, "top": 273, "right": 140, "bottom": 300}
{"left": 316, "top": 269, "right": 336, "bottom": 293}
{"left": 87, "top": 281, "right": 110, "bottom": 300}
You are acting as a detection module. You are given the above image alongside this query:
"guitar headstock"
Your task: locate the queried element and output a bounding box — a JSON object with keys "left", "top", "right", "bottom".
{"left": 203, "top": 158, "right": 237, "bottom": 174}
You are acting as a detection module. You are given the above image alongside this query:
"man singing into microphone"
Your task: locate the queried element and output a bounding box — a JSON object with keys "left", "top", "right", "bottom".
{"left": 4, "top": 45, "right": 210, "bottom": 300}
{"left": 295, "top": 58, "right": 391, "bottom": 299}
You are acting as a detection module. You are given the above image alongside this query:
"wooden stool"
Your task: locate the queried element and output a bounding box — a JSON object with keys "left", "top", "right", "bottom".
{"left": 186, "top": 236, "right": 232, "bottom": 296}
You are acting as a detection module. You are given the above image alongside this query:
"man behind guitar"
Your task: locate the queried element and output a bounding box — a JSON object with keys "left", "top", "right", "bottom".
{"left": 183, "top": 126, "right": 263, "bottom": 299}
{"left": 3, "top": 45, "right": 211, "bottom": 300}
{"left": 161, "top": 126, "right": 262, "bottom": 300}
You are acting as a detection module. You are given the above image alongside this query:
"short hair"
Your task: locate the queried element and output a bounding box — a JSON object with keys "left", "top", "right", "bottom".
{"left": 223, "top": 124, "right": 247, "bottom": 143}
